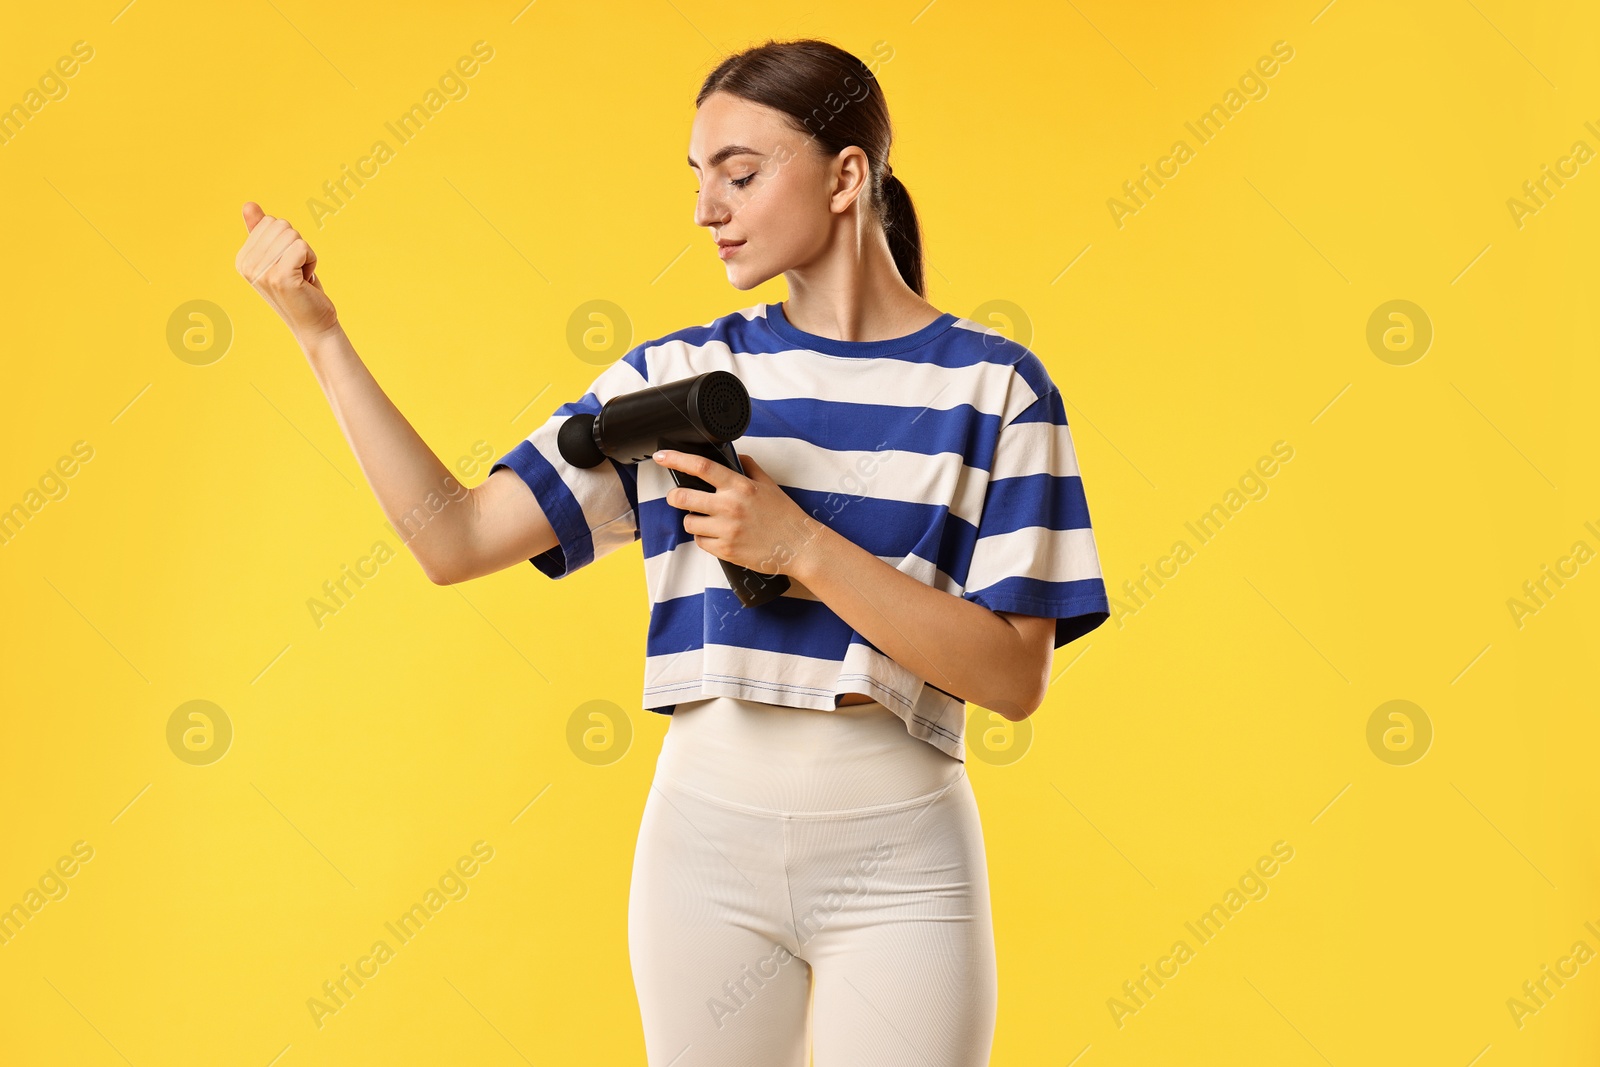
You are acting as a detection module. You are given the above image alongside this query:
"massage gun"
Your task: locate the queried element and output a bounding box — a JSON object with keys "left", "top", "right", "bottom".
{"left": 555, "top": 370, "right": 791, "bottom": 608}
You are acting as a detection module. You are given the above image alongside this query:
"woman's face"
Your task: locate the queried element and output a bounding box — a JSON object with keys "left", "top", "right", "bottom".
{"left": 688, "top": 91, "right": 847, "bottom": 291}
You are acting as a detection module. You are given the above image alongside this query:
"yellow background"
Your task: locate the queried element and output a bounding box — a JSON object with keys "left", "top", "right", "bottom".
{"left": 2, "top": 0, "right": 1596, "bottom": 1063}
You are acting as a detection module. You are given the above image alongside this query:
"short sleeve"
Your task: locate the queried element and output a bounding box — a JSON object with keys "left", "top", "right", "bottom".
{"left": 490, "top": 349, "right": 650, "bottom": 579}
{"left": 960, "top": 376, "right": 1110, "bottom": 647}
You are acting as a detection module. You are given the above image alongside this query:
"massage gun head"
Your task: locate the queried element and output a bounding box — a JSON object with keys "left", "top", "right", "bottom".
{"left": 557, "top": 413, "right": 606, "bottom": 469}
{"left": 694, "top": 371, "right": 751, "bottom": 441}
{"left": 555, "top": 370, "right": 753, "bottom": 468}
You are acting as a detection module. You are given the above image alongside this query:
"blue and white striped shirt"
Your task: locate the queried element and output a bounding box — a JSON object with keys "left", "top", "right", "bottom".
{"left": 490, "top": 301, "right": 1109, "bottom": 760}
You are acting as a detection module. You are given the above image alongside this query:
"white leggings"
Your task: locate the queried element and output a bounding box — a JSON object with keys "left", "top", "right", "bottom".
{"left": 627, "top": 695, "right": 997, "bottom": 1066}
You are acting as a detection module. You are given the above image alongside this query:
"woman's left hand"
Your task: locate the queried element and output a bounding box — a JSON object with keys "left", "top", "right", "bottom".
{"left": 651, "top": 449, "right": 823, "bottom": 577}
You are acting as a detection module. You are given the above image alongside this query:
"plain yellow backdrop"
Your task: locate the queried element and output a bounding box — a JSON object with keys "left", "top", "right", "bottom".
{"left": 1, "top": 1, "right": 1596, "bottom": 1064}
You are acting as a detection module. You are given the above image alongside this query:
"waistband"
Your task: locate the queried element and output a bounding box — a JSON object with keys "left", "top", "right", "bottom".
{"left": 654, "top": 695, "right": 964, "bottom": 815}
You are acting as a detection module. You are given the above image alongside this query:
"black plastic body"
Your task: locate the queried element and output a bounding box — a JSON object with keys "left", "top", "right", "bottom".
{"left": 557, "top": 371, "right": 790, "bottom": 608}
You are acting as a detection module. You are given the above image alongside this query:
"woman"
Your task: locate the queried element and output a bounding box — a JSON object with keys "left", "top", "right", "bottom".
{"left": 236, "top": 37, "right": 1109, "bottom": 1067}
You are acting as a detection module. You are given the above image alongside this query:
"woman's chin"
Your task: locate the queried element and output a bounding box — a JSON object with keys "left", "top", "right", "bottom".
{"left": 722, "top": 264, "right": 769, "bottom": 292}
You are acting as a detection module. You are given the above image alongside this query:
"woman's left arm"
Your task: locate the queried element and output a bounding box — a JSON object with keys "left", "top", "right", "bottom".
{"left": 791, "top": 519, "right": 1057, "bottom": 719}
{"left": 651, "top": 448, "right": 1057, "bottom": 719}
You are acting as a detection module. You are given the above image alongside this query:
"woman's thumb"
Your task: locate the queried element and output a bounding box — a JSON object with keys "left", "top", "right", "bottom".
{"left": 241, "top": 201, "right": 265, "bottom": 232}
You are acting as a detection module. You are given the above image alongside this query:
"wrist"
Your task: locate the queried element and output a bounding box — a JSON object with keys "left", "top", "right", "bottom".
{"left": 785, "top": 515, "right": 837, "bottom": 585}
{"left": 295, "top": 320, "right": 346, "bottom": 358}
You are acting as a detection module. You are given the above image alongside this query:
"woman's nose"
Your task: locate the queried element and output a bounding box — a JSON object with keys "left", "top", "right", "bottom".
{"left": 694, "top": 185, "right": 730, "bottom": 229}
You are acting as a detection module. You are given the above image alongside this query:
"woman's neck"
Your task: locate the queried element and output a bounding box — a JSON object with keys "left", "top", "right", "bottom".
{"left": 779, "top": 214, "right": 938, "bottom": 342}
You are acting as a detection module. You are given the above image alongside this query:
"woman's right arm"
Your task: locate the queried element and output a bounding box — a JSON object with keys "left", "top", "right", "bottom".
{"left": 234, "top": 202, "right": 556, "bottom": 585}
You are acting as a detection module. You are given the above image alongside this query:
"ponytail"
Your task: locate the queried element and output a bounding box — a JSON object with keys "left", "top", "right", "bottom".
{"left": 879, "top": 170, "right": 924, "bottom": 298}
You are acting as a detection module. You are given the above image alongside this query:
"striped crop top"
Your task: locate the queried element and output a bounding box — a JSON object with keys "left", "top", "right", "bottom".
{"left": 490, "top": 301, "right": 1110, "bottom": 761}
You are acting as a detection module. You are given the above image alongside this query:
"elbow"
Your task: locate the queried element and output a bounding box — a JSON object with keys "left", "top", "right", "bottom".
{"left": 980, "top": 610, "right": 1055, "bottom": 720}
{"left": 978, "top": 679, "right": 1046, "bottom": 722}
{"left": 999, "top": 657, "right": 1051, "bottom": 720}
{"left": 421, "top": 554, "right": 460, "bottom": 586}
{"left": 1002, "top": 689, "right": 1045, "bottom": 721}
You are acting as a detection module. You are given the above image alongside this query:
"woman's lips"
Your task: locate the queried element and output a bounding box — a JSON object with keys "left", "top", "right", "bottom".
{"left": 718, "top": 241, "right": 745, "bottom": 260}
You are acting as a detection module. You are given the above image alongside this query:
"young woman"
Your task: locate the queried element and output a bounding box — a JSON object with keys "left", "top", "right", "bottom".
{"left": 236, "top": 37, "right": 1109, "bottom": 1067}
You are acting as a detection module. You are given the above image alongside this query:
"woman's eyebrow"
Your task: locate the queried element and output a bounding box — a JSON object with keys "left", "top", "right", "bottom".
{"left": 687, "top": 145, "right": 764, "bottom": 169}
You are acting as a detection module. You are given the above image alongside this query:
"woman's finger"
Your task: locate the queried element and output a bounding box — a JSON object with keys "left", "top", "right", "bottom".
{"left": 242, "top": 218, "right": 291, "bottom": 281}
{"left": 669, "top": 485, "right": 716, "bottom": 514}
{"left": 737, "top": 453, "right": 767, "bottom": 481}
{"left": 251, "top": 226, "right": 303, "bottom": 286}
{"left": 235, "top": 214, "right": 282, "bottom": 275}
{"left": 654, "top": 449, "right": 735, "bottom": 490}
{"left": 277, "top": 238, "right": 313, "bottom": 285}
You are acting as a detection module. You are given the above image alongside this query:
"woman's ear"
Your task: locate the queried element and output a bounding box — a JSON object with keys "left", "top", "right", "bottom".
{"left": 830, "top": 146, "right": 869, "bottom": 214}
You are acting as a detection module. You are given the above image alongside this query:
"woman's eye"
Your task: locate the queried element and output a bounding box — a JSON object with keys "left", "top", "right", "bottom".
{"left": 693, "top": 174, "right": 756, "bottom": 195}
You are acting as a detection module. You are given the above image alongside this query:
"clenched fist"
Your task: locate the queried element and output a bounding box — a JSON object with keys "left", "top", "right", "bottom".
{"left": 235, "top": 202, "right": 339, "bottom": 344}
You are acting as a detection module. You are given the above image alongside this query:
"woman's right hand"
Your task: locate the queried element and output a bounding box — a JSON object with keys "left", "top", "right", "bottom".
{"left": 235, "top": 202, "right": 340, "bottom": 344}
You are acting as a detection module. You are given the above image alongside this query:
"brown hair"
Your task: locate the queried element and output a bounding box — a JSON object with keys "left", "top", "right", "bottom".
{"left": 695, "top": 39, "right": 924, "bottom": 298}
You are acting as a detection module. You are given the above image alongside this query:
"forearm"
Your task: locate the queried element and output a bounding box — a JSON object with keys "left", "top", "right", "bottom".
{"left": 297, "top": 325, "right": 472, "bottom": 584}
{"left": 788, "top": 521, "right": 1043, "bottom": 715}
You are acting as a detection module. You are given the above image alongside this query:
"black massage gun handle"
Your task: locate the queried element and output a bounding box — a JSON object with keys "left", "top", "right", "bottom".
{"left": 667, "top": 439, "right": 791, "bottom": 609}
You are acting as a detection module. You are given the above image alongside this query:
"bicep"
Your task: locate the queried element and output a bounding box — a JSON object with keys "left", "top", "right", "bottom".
{"left": 446, "top": 466, "right": 560, "bottom": 584}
